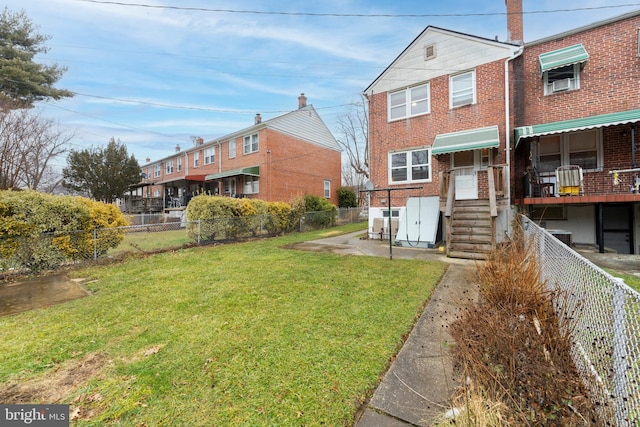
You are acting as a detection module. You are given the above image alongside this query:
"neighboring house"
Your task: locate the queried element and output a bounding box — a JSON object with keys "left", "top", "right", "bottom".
{"left": 512, "top": 10, "right": 640, "bottom": 254}
{"left": 364, "top": 21, "right": 521, "bottom": 258}
{"left": 127, "top": 94, "right": 341, "bottom": 213}
{"left": 366, "top": 0, "right": 640, "bottom": 257}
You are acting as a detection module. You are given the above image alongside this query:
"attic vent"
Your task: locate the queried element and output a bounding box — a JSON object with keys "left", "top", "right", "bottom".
{"left": 424, "top": 44, "right": 436, "bottom": 60}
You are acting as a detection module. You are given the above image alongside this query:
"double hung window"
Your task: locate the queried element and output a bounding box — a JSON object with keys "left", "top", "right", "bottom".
{"left": 388, "top": 83, "right": 430, "bottom": 121}
{"left": 389, "top": 148, "right": 431, "bottom": 183}
{"left": 450, "top": 70, "right": 475, "bottom": 108}
{"left": 244, "top": 134, "right": 259, "bottom": 154}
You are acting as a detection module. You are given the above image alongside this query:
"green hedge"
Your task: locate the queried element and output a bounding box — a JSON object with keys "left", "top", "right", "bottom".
{"left": 0, "top": 190, "right": 128, "bottom": 273}
{"left": 185, "top": 196, "right": 294, "bottom": 241}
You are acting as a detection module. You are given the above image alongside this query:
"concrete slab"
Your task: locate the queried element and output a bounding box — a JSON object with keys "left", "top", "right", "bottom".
{"left": 361, "top": 264, "right": 478, "bottom": 426}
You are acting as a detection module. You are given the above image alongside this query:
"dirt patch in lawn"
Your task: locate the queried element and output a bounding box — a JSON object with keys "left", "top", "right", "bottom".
{"left": 0, "top": 352, "right": 110, "bottom": 406}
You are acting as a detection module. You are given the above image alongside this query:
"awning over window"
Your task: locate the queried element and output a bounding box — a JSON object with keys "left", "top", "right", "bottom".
{"left": 539, "top": 44, "right": 589, "bottom": 74}
{"left": 205, "top": 166, "right": 260, "bottom": 181}
{"left": 514, "top": 108, "right": 640, "bottom": 146}
{"left": 432, "top": 125, "right": 500, "bottom": 155}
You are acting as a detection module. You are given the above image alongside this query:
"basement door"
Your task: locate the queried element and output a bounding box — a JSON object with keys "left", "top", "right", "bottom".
{"left": 453, "top": 150, "right": 478, "bottom": 200}
{"left": 603, "top": 204, "right": 633, "bottom": 254}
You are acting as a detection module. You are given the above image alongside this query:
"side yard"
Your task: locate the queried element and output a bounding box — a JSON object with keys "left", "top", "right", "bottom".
{"left": 0, "top": 224, "right": 448, "bottom": 426}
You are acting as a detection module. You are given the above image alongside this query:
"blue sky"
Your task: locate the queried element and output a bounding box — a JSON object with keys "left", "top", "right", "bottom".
{"left": 5, "top": 0, "right": 640, "bottom": 165}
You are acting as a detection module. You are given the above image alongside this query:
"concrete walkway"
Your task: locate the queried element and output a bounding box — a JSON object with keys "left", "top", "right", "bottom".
{"left": 290, "top": 231, "right": 480, "bottom": 426}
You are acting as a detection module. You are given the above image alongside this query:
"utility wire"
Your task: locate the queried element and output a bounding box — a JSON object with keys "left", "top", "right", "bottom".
{"left": 70, "top": 1, "right": 640, "bottom": 17}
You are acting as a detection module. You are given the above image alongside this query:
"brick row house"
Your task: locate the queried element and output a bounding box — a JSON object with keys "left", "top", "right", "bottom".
{"left": 127, "top": 94, "right": 342, "bottom": 213}
{"left": 364, "top": 23, "right": 521, "bottom": 258}
{"left": 513, "top": 10, "right": 640, "bottom": 254}
{"left": 365, "top": 1, "right": 640, "bottom": 257}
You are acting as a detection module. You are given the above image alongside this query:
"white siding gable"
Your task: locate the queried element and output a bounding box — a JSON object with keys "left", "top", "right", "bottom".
{"left": 366, "top": 27, "right": 517, "bottom": 95}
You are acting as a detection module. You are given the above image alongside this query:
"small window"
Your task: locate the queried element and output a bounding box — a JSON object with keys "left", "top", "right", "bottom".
{"left": 244, "top": 134, "right": 259, "bottom": 154}
{"left": 389, "top": 148, "right": 431, "bottom": 184}
{"left": 204, "top": 147, "right": 215, "bottom": 165}
{"left": 229, "top": 140, "right": 236, "bottom": 158}
{"left": 537, "top": 135, "right": 561, "bottom": 174}
{"left": 382, "top": 209, "right": 400, "bottom": 218}
{"left": 177, "top": 157, "right": 182, "bottom": 172}
{"left": 450, "top": 70, "right": 475, "bottom": 108}
{"left": 388, "top": 83, "right": 430, "bottom": 121}
{"left": 244, "top": 176, "right": 259, "bottom": 194}
{"left": 166, "top": 160, "right": 174, "bottom": 175}
{"left": 153, "top": 165, "right": 161, "bottom": 178}
{"left": 194, "top": 151, "right": 200, "bottom": 168}
{"left": 544, "top": 64, "right": 579, "bottom": 95}
{"left": 568, "top": 130, "right": 598, "bottom": 170}
{"left": 324, "top": 180, "right": 331, "bottom": 198}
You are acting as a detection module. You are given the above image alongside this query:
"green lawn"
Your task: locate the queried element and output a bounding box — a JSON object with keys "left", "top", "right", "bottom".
{"left": 0, "top": 224, "right": 447, "bottom": 426}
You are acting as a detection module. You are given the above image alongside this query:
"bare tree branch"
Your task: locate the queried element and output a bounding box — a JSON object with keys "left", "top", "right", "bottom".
{"left": 0, "top": 107, "right": 72, "bottom": 191}
{"left": 336, "top": 95, "right": 369, "bottom": 185}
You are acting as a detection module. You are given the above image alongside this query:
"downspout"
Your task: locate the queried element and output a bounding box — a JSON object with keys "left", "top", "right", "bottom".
{"left": 504, "top": 45, "right": 524, "bottom": 238}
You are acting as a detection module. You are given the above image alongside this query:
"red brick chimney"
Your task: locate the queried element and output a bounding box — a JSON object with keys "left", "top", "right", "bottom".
{"left": 298, "top": 93, "right": 307, "bottom": 109}
{"left": 196, "top": 137, "right": 204, "bottom": 146}
{"left": 505, "top": 0, "right": 523, "bottom": 45}
{"left": 255, "top": 113, "right": 262, "bottom": 124}
{"left": 175, "top": 144, "right": 181, "bottom": 153}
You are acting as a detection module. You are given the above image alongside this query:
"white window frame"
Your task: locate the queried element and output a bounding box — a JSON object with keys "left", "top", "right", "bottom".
{"left": 153, "top": 189, "right": 160, "bottom": 197}
{"left": 324, "top": 180, "right": 331, "bottom": 198}
{"left": 543, "top": 64, "right": 580, "bottom": 95}
{"left": 534, "top": 129, "right": 602, "bottom": 173}
{"left": 388, "top": 147, "right": 432, "bottom": 184}
{"left": 204, "top": 147, "right": 215, "bottom": 165}
{"left": 243, "top": 176, "right": 259, "bottom": 194}
{"left": 229, "top": 139, "right": 236, "bottom": 158}
{"left": 166, "top": 160, "right": 174, "bottom": 175}
{"left": 194, "top": 151, "right": 200, "bottom": 168}
{"left": 153, "top": 164, "right": 161, "bottom": 178}
{"left": 450, "top": 70, "right": 476, "bottom": 108}
{"left": 243, "top": 134, "right": 259, "bottom": 154}
{"left": 177, "top": 157, "right": 182, "bottom": 172}
{"left": 388, "top": 83, "right": 430, "bottom": 121}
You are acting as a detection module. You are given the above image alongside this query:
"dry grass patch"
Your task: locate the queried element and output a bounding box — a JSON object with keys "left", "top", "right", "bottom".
{"left": 448, "top": 225, "right": 598, "bottom": 426}
{"left": 0, "top": 352, "right": 110, "bottom": 405}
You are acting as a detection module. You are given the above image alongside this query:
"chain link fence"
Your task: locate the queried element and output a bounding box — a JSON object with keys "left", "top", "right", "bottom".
{"left": 1, "top": 208, "right": 367, "bottom": 274}
{"left": 522, "top": 215, "right": 640, "bottom": 426}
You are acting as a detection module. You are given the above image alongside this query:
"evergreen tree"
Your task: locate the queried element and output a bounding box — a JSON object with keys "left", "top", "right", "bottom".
{"left": 63, "top": 138, "right": 141, "bottom": 203}
{"left": 0, "top": 7, "right": 72, "bottom": 108}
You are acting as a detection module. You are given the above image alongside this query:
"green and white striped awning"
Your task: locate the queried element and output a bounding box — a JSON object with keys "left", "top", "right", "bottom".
{"left": 205, "top": 166, "right": 259, "bottom": 181}
{"left": 539, "top": 44, "right": 589, "bottom": 74}
{"left": 432, "top": 125, "right": 500, "bottom": 155}
{"left": 514, "top": 109, "right": 640, "bottom": 146}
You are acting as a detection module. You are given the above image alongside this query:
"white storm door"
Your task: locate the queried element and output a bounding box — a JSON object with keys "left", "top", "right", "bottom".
{"left": 453, "top": 150, "right": 478, "bottom": 200}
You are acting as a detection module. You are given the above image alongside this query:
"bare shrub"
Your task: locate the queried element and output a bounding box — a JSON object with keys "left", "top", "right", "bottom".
{"left": 449, "top": 222, "right": 598, "bottom": 426}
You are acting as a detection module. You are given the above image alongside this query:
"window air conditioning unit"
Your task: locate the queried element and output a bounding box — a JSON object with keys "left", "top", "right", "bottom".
{"left": 552, "top": 78, "right": 571, "bottom": 92}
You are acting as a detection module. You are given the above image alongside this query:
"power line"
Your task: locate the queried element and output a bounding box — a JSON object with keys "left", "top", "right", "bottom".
{"left": 44, "top": 101, "right": 193, "bottom": 142}
{"left": 70, "top": 1, "right": 640, "bottom": 18}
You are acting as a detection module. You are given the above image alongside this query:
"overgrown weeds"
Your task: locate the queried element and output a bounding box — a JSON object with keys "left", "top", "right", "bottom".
{"left": 447, "top": 223, "right": 598, "bottom": 426}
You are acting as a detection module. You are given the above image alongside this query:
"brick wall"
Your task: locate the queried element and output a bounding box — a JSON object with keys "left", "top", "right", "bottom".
{"left": 520, "top": 15, "right": 640, "bottom": 125}
{"left": 368, "top": 58, "right": 509, "bottom": 206}
{"left": 141, "top": 127, "right": 341, "bottom": 206}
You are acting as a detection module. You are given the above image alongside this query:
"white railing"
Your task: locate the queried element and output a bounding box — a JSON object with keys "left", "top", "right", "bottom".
{"left": 522, "top": 216, "right": 640, "bottom": 426}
